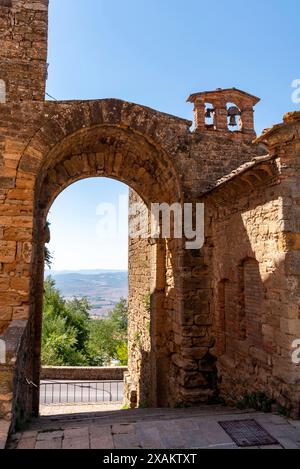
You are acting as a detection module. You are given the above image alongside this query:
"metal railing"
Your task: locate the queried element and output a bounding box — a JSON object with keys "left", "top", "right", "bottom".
{"left": 40, "top": 380, "right": 124, "bottom": 405}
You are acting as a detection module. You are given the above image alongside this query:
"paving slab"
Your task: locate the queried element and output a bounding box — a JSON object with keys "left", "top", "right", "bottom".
{"left": 111, "top": 423, "right": 135, "bottom": 435}
{"left": 207, "top": 443, "right": 238, "bottom": 449}
{"left": 134, "top": 422, "right": 164, "bottom": 449}
{"left": 90, "top": 424, "right": 115, "bottom": 449}
{"left": 37, "top": 430, "right": 63, "bottom": 441}
{"left": 113, "top": 433, "right": 142, "bottom": 449}
{"left": 259, "top": 444, "right": 283, "bottom": 449}
{"left": 63, "top": 426, "right": 89, "bottom": 439}
{"left": 35, "top": 438, "right": 62, "bottom": 450}
{"left": 289, "top": 420, "right": 300, "bottom": 430}
{"left": 20, "top": 431, "right": 38, "bottom": 439}
{"left": 62, "top": 436, "right": 90, "bottom": 449}
{"left": 17, "top": 437, "right": 37, "bottom": 449}
{"left": 275, "top": 438, "right": 300, "bottom": 450}
{"left": 156, "top": 420, "right": 187, "bottom": 449}
{"left": 196, "top": 419, "right": 235, "bottom": 446}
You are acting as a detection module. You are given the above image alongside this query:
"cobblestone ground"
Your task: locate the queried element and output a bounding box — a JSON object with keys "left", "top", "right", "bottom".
{"left": 8, "top": 407, "right": 300, "bottom": 450}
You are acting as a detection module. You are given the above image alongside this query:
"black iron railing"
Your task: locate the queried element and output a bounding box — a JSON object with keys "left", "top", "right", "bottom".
{"left": 40, "top": 380, "right": 124, "bottom": 405}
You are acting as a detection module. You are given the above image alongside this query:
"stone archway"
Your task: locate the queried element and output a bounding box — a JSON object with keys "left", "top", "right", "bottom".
{"left": 11, "top": 100, "right": 185, "bottom": 422}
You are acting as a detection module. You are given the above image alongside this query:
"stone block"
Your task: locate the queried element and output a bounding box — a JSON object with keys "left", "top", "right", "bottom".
{"left": 171, "top": 354, "right": 198, "bottom": 371}
{"left": 280, "top": 318, "right": 300, "bottom": 335}
{"left": 0, "top": 241, "right": 16, "bottom": 263}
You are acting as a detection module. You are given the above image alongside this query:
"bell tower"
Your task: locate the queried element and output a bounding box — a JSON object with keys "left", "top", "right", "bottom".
{"left": 187, "top": 88, "right": 260, "bottom": 138}
{"left": 0, "top": 0, "right": 49, "bottom": 103}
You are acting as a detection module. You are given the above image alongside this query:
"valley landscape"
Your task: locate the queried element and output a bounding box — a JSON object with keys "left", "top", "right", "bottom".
{"left": 44, "top": 270, "right": 128, "bottom": 318}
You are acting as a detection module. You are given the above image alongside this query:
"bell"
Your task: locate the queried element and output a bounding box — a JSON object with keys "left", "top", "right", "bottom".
{"left": 229, "top": 114, "right": 238, "bottom": 127}
{"left": 205, "top": 107, "right": 214, "bottom": 119}
{"left": 227, "top": 106, "right": 240, "bottom": 127}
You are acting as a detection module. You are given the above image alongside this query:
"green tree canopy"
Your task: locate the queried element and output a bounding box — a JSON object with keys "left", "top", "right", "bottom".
{"left": 42, "top": 278, "right": 128, "bottom": 367}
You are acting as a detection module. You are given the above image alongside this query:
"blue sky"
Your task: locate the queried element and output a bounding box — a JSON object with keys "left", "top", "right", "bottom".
{"left": 46, "top": 0, "right": 300, "bottom": 271}
{"left": 47, "top": 178, "right": 129, "bottom": 271}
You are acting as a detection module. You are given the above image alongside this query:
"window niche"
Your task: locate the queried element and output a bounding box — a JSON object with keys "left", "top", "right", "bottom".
{"left": 0, "top": 80, "right": 6, "bottom": 104}
{"left": 240, "top": 257, "right": 264, "bottom": 344}
{"left": 217, "top": 279, "right": 229, "bottom": 355}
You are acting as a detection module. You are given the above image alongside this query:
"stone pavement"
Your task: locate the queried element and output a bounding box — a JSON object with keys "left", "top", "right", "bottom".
{"left": 7, "top": 406, "right": 300, "bottom": 450}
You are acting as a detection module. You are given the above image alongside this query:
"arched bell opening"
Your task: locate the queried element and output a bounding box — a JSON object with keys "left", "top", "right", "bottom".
{"left": 205, "top": 102, "right": 215, "bottom": 130}
{"left": 227, "top": 102, "right": 242, "bottom": 132}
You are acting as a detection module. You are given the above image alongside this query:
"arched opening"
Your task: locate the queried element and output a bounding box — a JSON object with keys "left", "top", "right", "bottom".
{"left": 0, "top": 79, "right": 6, "bottom": 103}
{"left": 0, "top": 338, "right": 5, "bottom": 364}
{"left": 205, "top": 102, "right": 215, "bottom": 130}
{"left": 20, "top": 121, "right": 184, "bottom": 419}
{"left": 227, "top": 102, "right": 242, "bottom": 132}
{"left": 40, "top": 177, "right": 130, "bottom": 415}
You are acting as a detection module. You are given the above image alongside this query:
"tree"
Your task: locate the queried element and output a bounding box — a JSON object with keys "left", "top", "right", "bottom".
{"left": 44, "top": 221, "right": 53, "bottom": 269}
{"left": 41, "top": 278, "right": 129, "bottom": 367}
{"left": 42, "top": 311, "right": 88, "bottom": 366}
{"left": 116, "top": 341, "right": 128, "bottom": 366}
{"left": 88, "top": 298, "right": 128, "bottom": 366}
{"left": 88, "top": 319, "right": 118, "bottom": 366}
{"left": 110, "top": 297, "right": 128, "bottom": 336}
{"left": 64, "top": 297, "right": 91, "bottom": 353}
{"left": 44, "top": 246, "right": 53, "bottom": 270}
{"left": 109, "top": 297, "right": 128, "bottom": 365}
{"left": 42, "top": 278, "right": 91, "bottom": 366}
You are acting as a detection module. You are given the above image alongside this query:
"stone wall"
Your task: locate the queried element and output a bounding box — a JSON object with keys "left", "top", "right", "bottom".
{"left": 0, "top": 0, "right": 48, "bottom": 103}
{"left": 126, "top": 190, "right": 152, "bottom": 408}
{"left": 208, "top": 170, "right": 284, "bottom": 406}
{"left": 255, "top": 112, "right": 300, "bottom": 417}
{"left": 40, "top": 367, "right": 127, "bottom": 381}
{"left": 0, "top": 318, "right": 34, "bottom": 438}
{"left": 126, "top": 190, "right": 177, "bottom": 407}
{"left": 203, "top": 119, "right": 300, "bottom": 417}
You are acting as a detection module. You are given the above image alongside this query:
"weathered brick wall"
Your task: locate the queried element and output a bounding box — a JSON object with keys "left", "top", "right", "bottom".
{"left": 208, "top": 187, "right": 283, "bottom": 406}
{"left": 126, "top": 190, "right": 152, "bottom": 407}
{"left": 0, "top": 319, "right": 34, "bottom": 432}
{"left": 0, "top": 0, "right": 48, "bottom": 102}
{"left": 256, "top": 112, "right": 300, "bottom": 417}
{"left": 179, "top": 131, "right": 265, "bottom": 198}
{"left": 205, "top": 124, "right": 300, "bottom": 416}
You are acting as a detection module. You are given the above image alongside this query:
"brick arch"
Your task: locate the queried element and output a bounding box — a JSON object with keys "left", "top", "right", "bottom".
{"left": 18, "top": 103, "right": 186, "bottom": 418}
{"left": 17, "top": 99, "right": 190, "bottom": 190}
{"left": 34, "top": 124, "right": 182, "bottom": 215}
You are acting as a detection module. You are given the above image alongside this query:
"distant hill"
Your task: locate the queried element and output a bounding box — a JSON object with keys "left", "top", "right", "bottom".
{"left": 44, "top": 270, "right": 128, "bottom": 318}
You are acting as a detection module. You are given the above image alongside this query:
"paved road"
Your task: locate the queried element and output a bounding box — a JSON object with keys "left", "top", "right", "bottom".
{"left": 40, "top": 403, "right": 123, "bottom": 416}
{"left": 40, "top": 380, "right": 124, "bottom": 405}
